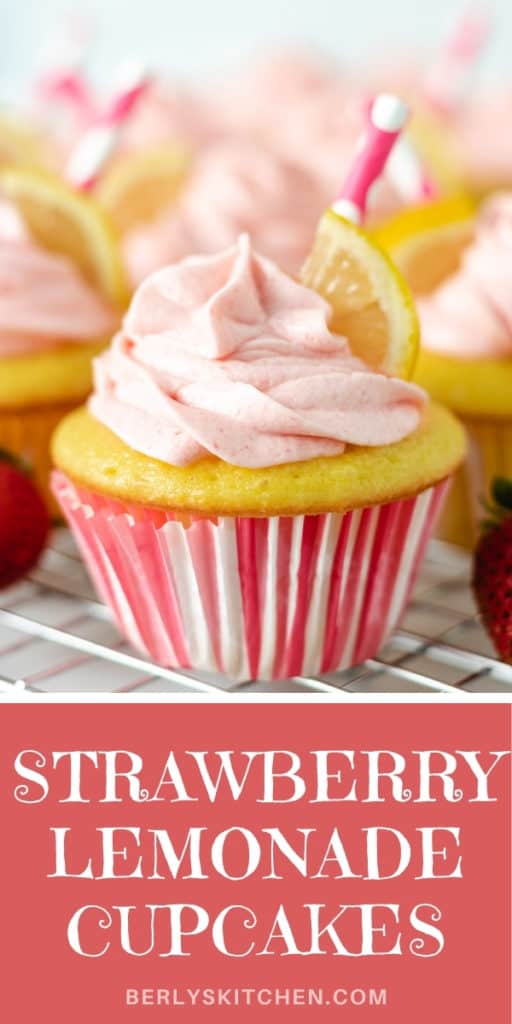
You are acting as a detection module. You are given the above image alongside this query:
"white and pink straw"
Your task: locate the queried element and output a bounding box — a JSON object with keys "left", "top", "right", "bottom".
{"left": 65, "top": 63, "right": 151, "bottom": 190}
{"left": 387, "top": 135, "right": 436, "bottom": 204}
{"left": 332, "top": 94, "right": 410, "bottom": 225}
{"left": 423, "top": 5, "right": 492, "bottom": 115}
{"left": 36, "top": 12, "right": 96, "bottom": 123}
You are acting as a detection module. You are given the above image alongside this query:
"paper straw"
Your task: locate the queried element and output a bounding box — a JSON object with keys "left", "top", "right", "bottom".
{"left": 332, "top": 94, "right": 409, "bottom": 224}
{"left": 66, "top": 65, "right": 151, "bottom": 190}
{"left": 423, "top": 5, "right": 492, "bottom": 114}
{"left": 386, "top": 135, "right": 437, "bottom": 203}
{"left": 36, "top": 12, "right": 96, "bottom": 121}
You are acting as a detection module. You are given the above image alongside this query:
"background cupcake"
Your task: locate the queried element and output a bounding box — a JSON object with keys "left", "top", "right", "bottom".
{"left": 413, "top": 192, "right": 512, "bottom": 546}
{"left": 52, "top": 224, "right": 464, "bottom": 679}
{"left": 0, "top": 167, "right": 128, "bottom": 513}
{"left": 123, "top": 141, "right": 327, "bottom": 284}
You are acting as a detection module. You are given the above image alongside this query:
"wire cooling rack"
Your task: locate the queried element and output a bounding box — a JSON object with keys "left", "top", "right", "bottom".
{"left": 0, "top": 529, "right": 511, "bottom": 696}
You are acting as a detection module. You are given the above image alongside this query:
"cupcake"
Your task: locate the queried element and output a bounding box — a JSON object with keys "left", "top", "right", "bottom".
{"left": 124, "top": 142, "right": 326, "bottom": 285}
{"left": 119, "top": 78, "right": 222, "bottom": 155}
{"left": 0, "top": 168, "right": 127, "bottom": 514}
{"left": 453, "top": 89, "right": 512, "bottom": 199}
{"left": 414, "top": 193, "right": 512, "bottom": 546}
{"left": 52, "top": 233, "right": 464, "bottom": 680}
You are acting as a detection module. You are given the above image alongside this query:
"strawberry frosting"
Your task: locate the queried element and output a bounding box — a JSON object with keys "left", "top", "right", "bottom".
{"left": 90, "top": 235, "right": 426, "bottom": 468}
{"left": 418, "top": 193, "right": 512, "bottom": 359}
{"left": 0, "top": 221, "right": 119, "bottom": 357}
{"left": 454, "top": 91, "right": 512, "bottom": 188}
{"left": 124, "top": 142, "right": 326, "bottom": 285}
{"left": 120, "top": 80, "right": 221, "bottom": 153}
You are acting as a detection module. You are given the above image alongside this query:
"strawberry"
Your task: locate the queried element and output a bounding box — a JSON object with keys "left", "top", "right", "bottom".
{"left": 0, "top": 449, "right": 50, "bottom": 588}
{"left": 472, "top": 477, "right": 512, "bottom": 663}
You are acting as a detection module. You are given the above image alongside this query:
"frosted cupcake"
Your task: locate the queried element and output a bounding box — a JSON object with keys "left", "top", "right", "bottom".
{"left": 124, "top": 142, "right": 327, "bottom": 285}
{"left": 52, "top": 235, "right": 464, "bottom": 679}
{"left": 120, "top": 79, "right": 222, "bottom": 154}
{"left": 453, "top": 89, "right": 512, "bottom": 198}
{"left": 0, "top": 169, "right": 127, "bottom": 513}
{"left": 415, "top": 193, "right": 512, "bottom": 546}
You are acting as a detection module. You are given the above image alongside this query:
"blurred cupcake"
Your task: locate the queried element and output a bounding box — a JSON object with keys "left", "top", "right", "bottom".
{"left": 52, "top": 234, "right": 464, "bottom": 679}
{"left": 214, "top": 46, "right": 346, "bottom": 142}
{"left": 0, "top": 168, "right": 127, "bottom": 514}
{"left": 124, "top": 141, "right": 327, "bottom": 285}
{"left": 414, "top": 193, "right": 512, "bottom": 546}
{"left": 120, "top": 78, "right": 222, "bottom": 154}
{"left": 453, "top": 89, "right": 512, "bottom": 198}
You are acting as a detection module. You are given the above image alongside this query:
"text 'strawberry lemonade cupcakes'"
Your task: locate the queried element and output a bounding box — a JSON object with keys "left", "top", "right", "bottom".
{"left": 0, "top": 167, "right": 128, "bottom": 513}
{"left": 52, "top": 96, "right": 465, "bottom": 681}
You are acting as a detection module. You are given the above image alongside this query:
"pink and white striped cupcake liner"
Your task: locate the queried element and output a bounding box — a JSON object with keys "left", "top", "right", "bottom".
{"left": 52, "top": 471, "right": 449, "bottom": 681}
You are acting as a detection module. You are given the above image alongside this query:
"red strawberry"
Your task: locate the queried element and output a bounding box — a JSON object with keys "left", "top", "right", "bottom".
{"left": 0, "top": 449, "right": 50, "bottom": 588}
{"left": 472, "top": 477, "right": 512, "bottom": 663}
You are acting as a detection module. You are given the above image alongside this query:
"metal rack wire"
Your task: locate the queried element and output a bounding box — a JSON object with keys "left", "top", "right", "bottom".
{"left": 1, "top": 529, "right": 511, "bottom": 695}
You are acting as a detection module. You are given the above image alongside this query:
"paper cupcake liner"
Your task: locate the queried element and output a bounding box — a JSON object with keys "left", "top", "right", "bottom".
{"left": 52, "top": 471, "right": 449, "bottom": 681}
{"left": 0, "top": 401, "right": 78, "bottom": 519}
{"left": 437, "top": 416, "right": 512, "bottom": 548}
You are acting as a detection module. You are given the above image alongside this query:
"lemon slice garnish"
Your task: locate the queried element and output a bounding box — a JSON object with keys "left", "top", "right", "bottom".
{"left": 301, "top": 208, "right": 420, "bottom": 379}
{"left": 95, "top": 142, "right": 191, "bottom": 234}
{"left": 1, "top": 166, "right": 130, "bottom": 308}
{"left": 372, "top": 194, "right": 475, "bottom": 295}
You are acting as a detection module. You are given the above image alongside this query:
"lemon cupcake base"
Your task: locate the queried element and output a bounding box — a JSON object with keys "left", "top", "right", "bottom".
{"left": 0, "top": 340, "right": 107, "bottom": 408}
{"left": 414, "top": 348, "right": 512, "bottom": 547}
{"left": 52, "top": 402, "right": 465, "bottom": 517}
{"left": 0, "top": 401, "right": 79, "bottom": 518}
{"left": 414, "top": 347, "right": 512, "bottom": 419}
{"left": 437, "top": 416, "right": 512, "bottom": 548}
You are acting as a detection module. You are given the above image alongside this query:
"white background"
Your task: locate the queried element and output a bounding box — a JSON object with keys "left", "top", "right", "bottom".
{"left": 1, "top": 0, "right": 512, "bottom": 99}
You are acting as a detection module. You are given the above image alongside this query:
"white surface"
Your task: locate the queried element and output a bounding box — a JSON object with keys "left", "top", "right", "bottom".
{"left": 2, "top": 0, "right": 512, "bottom": 102}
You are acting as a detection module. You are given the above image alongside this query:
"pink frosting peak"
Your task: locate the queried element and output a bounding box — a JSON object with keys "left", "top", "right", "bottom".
{"left": 0, "top": 214, "right": 119, "bottom": 357}
{"left": 454, "top": 90, "right": 512, "bottom": 187}
{"left": 418, "top": 193, "right": 512, "bottom": 359}
{"left": 124, "top": 142, "right": 326, "bottom": 285}
{"left": 120, "top": 80, "right": 221, "bottom": 153}
{"left": 91, "top": 236, "right": 426, "bottom": 468}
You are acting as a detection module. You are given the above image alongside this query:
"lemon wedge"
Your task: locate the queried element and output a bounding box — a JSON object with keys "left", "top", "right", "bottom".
{"left": 1, "top": 166, "right": 130, "bottom": 308}
{"left": 95, "top": 142, "right": 191, "bottom": 234}
{"left": 301, "top": 208, "right": 420, "bottom": 379}
{"left": 372, "top": 194, "right": 475, "bottom": 296}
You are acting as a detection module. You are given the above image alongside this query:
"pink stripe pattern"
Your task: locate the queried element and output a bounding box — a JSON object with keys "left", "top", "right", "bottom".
{"left": 52, "top": 472, "right": 450, "bottom": 681}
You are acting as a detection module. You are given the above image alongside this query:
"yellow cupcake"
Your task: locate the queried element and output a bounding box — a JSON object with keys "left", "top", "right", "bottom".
{"left": 0, "top": 168, "right": 129, "bottom": 514}
{"left": 51, "top": 226, "right": 465, "bottom": 680}
{"left": 377, "top": 195, "right": 512, "bottom": 547}
{"left": 53, "top": 401, "right": 464, "bottom": 518}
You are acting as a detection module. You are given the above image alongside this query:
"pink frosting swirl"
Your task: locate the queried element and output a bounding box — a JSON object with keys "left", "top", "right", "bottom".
{"left": 454, "top": 91, "right": 512, "bottom": 187}
{"left": 0, "top": 217, "right": 119, "bottom": 357}
{"left": 122, "top": 140, "right": 323, "bottom": 284}
{"left": 91, "top": 235, "right": 426, "bottom": 468}
{"left": 418, "top": 193, "right": 512, "bottom": 359}
{"left": 124, "top": 142, "right": 326, "bottom": 285}
{"left": 121, "top": 80, "right": 222, "bottom": 153}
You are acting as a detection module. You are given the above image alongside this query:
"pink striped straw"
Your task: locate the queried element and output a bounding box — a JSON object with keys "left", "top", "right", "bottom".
{"left": 36, "top": 12, "right": 96, "bottom": 122}
{"left": 332, "top": 94, "right": 410, "bottom": 225}
{"left": 423, "top": 5, "right": 492, "bottom": 114}
{"left": 66, "top": 64, "right": 151, "bottom": 191}
{"left": 386, "top": 135, "right": 437, "bottom": 204}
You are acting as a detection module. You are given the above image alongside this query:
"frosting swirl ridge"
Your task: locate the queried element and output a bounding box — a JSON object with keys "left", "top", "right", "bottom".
{"left": 418, "top": 194, "right": 512, "bottom": 359}
{"left": 91, "top": 235, "right": 426, "bottom": 468}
